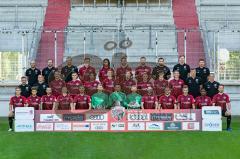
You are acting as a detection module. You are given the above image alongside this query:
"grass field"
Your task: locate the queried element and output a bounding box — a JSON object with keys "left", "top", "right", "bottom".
{"left": 0, "top": 117, "right": 240, "bottom": 159}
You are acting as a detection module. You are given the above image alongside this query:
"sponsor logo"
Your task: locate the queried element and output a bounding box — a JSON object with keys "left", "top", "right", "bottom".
{"left": 15, "top": 107, "right": 34, "bottom": 120}
{"left": 36, "top": 123, "right": 54, "bottom": 131}
{"left": 111, "top": 106, "right": 125, "bottom": 121}
{"left": 202, "top": 106, "right": 222, "bottom": 119}
{"left": 202, "top": 119, "right": 222, "bottom": 131}
{"left": 86, "top": 113, "right": 108, "bottom": 121}
{"left": 164, "top": 122, "right": 182, "bottom": 131}
{"left": 128, "top": 113, "right": 149, "bottom": 121}
{"left": 203, "top": 110, "right": 220, "bottom": 115}
{"left": 72, "top": 123, "right": 90, "bottom": 131}
{"left": 54, "top": 123, "right": 72, "bottom": 131}
{"left": 174, "top": 113, "right": 196, "bottom": 121}
{"left": 40, "top": 114, "right": 63, "bottom": 122}
{"left": 63, "top": 114, "right": 84, "bottom": 121}
{"left": 182, "top": 122, "right": 200, "bottom": 131}
{"left": 15, "top": 120, "right": 34, "bottom": 132}
{"left": 111, "top": 122, "right": 125, "bottom": 131}
{"left": 150, "top": 113, "right": 173, "bottom": 121}
{"left": 128, "top": 122, "right": 145, "bottom": 131}
{"left": 91, "top": 122, "right": 108, "bottom": 131}
{"left": 146, "top": 122, "right": 164, "bottom": 131}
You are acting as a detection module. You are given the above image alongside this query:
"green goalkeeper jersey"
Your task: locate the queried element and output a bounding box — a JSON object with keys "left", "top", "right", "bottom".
{"left": 126, "top": 93, "right": 142, "bottom": 109}
{"left": 91, "top": 92, "right": 108, "bottom": 109}
{"left": 108, "top": 91, "right": 127, "bottom": 108}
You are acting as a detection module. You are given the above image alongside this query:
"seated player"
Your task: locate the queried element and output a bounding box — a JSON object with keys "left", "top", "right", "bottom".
{"left": 18, "top": 76, "right": 31, "bottom": 98}
{"left": 154, "top": 72, "right": 169, "bottom": 98}
{"left": 98, "top": 58, "right": 115, "bottom": 83}
{"left": 73, "top": 85, "right": 91, "bottom": 110}
{"left": 102, "top": 69, "right": 115, "bottom": 94}
{"left": 195, "top": 88, "right": 212, "bottom": 109}
{"left": 141, "top": 87, "right": 158, "bottom": 109}
{"left": 108, "top": 84, "right": 127, "bottom": 108}
{"left": 212, "top": 85, "right": 232, "bottom": 131}
{"left": 121, "top": 71, "right": 136, "bottom": 95}
{"left": 27, "top": 87, "right": 41, "bottom": 110}
{"left": 55, "top": 87, "right": 73, "bottom": 110}
{"left": 8, "top": 87, "right": 27, "bottom": 131}
{"left": 78, "top": 57, "right": 96, "bottom": 83}
{"left": 66, "top": 72, "right": 82, "bottom": 98}
{"left": 169, "top": 70, "right": 185, "bottom": 98}
{"left": 177, "top": 86, "right": 195, "bottom": 109}
{"left": 126, "top": 85, "right": 142, "bottom": 109}
{"left": 91, "top": 84, "right": 109, "bottom": 109}
{"left": 137, "top": 72, "right": 153, "bottom": 96}
{"left": 34, "top": 75, "right": 48, "bottom": 97}
{"left": 158, "top": 87, "right": 177, "bottom": 109}
{"left": 41, "top": 87, "right": 56, "bottom": 110}
{"left": 84, "top": 72, "right": 100, "bottom": 96}
{"left": 49, "top": 71, "right": 66, "bottom": 97}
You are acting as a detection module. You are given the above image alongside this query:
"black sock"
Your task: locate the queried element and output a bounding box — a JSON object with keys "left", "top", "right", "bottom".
{"left": 227, "top": 115, "right": 232, "bottom": 129}
{"left": 8, "top": 117, "right": 13, "bottom": 129}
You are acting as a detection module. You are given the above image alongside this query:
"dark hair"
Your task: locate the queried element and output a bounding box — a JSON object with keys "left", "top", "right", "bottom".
{"left": 84, "top": 57, "right": 90, "bottom": 61}
{"left": 21, "top": 76, "right": 27, "bottom": 79}
{"left": 103, "top": 58, "right": 110, "bottom": 67}
{"left": 158, "top": 57, "right": 164, "bottom": 61}
{"left": 140, "top": 56, "right": 146, "bottom": 59}
{"left": 179, "top": 55, "right": 185, "bottom": 59}
{"left": 31, "top": 87, "right": 38, "bottom": 91}
{"left": 219, "top": 84, "right": 224, "bottom": 88}
{"left": 199, "top": 58, "right": 205, "bottom": 62}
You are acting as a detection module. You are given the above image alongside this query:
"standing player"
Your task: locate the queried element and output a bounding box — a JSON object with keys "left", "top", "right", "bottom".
{"left": 108, "top": 84, "right": 127, "bottom": 108}
{"left": 84, "top": 72, "right": 100, "bottom": 96}
{"left": 126, "top": 85, "right": 142, "bottom": 109}
{"left": 116, "top": 56, "right": 132, "bottom": 83}
{"left": 34, "top": 75, "right": 48, "bottom": 97}
{"left": 135, "top": 57, "right": 152, "bottom": 82}
{"left": 102, "top": 69, "right": 115, "bottom": 94}
{"left": 169, "top": 70, "right": 185, "bottom": 98}
{"left": 158, "top": 87, "right": 177, "bottom": 109}
{"left": 73, "top": 86, "right": 91, "bottom": 110}
{"left": 195, "top": 88, "right": 212, "bottom": 109}
{"left": 41, "top": 87, "right": 56, "bottom": 110}
{"left": 66, "top": 72, "right": 82, "bottom": 98}
{"left": 25, "top": 60, "right": 41, "bottom": 86}
{"left": 185, "top": 68, "right": 202, "bottom": 98}
{"left": 141, "top": 87, "right": 158, "bottom": 109}
{"left": 78, "top": 57, "right": 96, "bottom": 83}
{"left": 121, "top": 71, "right": 136, "bottom": 95}
{"left": 42, "top": 59, "right": 56, "bottom": 84}
{"left": 18, "top": 76, "right": 31, "bottom": 98}
{"left": 61, "top": 56, "right": 78, "bottom": 82}
{"left": 177, "top": 86, "right": 195, "bottom": 109}
{"left": 196, "top": 59, "right": 210, "bottom": 84}
{"left": 55, "top": 87, "right": 73, "bottom": 110}
{"left": 98, "top": 58, "right": 115, "bottom": 83}
{"left": 8, "top": 87, "right": 27, "bottom": 131}
{"left": 154, "top": 72, "right": 169, "bottom": 98}
{"left": 91, "top": 84, "right": 109, "bottom": 109}
{"left": 152, "top": 57, "right": 171, "bottom": 80}
{"left": 137, "top": 73, "right": 153, "bottom": 96}
{"left": 204, "top": 73, "right": 220, "bottom": 99}
{"left": 26, "top": 87, "right": 41, "bottom": 110}
{"left": 49, "top": 71, "right": 66, "bottom": 97}
{"left": 173, "top": 55, "right": 190, "bottom": 82}
{"left": 212, "top": 85, "right": 232, "bottom": 131}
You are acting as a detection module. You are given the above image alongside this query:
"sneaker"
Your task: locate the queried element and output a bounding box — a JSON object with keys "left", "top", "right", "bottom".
{"left": 226, "top": 128, "right": 232, "bottom": 132}
{"left": 8, "top": 128, "right": 13, "bottom": 132}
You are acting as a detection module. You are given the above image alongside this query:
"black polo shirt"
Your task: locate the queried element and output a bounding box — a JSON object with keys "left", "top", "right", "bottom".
{"left": 18, "top": 84, "right": 31, "bottom": 98}
{"left": 152, "top": 65, "right": 171, "bottom": 80}
{"left": 173, "top": 63, "right": 190, "bottom": 82}
{"left": 25, "top": 68, "right": 41, "bottom": 86}
{"left": 186, "top": 76, "right": 202, "bottom": 98}
{"left": 196, "top": 67, "right": 210, "bottom": 84}
{"left": 33, "top": 82, "right": 48, "bottom": 97}
{"left": 204, "top": 81, "right": 220, "bottom": 99}
{"left": 42, "top": 67, "right": 56, "bottom": 84}
{"left": 61, "top": 65, "right": 78, "bottom": 82}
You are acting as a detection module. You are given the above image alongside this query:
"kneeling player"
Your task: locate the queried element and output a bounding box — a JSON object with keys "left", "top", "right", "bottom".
{"left": 91, "top": 84, "right": 108, "bottom": 109}
{"left": 41, "top": 87, "right": 56, "bottom": 110}
{"left": 27, "top": 87, "right": 41, "bottom": 110}
{"left": 212, "top": 85, "right": 232, "bottom": 131}
{"left": 158, "top": 87, "right": 177, "bottom": 109}
{"left": 8, "top": 87, "right": 27, "bottom": 131}
{"left": 55, "top": 87, "right": 73, "bottom": 110}
{"left": 73, "top": 85, "right": 91, "bottom": 110}
{"left": 177, "top": 86, "right": 195, "bottom": 109}
{"left": 141, "top": 87, "right": 158, "bottom": 109}
{"left": 195, "top": 88, "right": 212, "bottom": 109}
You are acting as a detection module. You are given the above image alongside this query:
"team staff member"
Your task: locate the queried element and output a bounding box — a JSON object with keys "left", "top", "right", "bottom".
{"left": 78, "top": 57, "right": 96, "bottom": 83}
{"left": 73, "top": 86, "right": 91, "bottom": 110}
{"left": 126, "top": 85, "right": 142, "bottom": 109}
{"left": 61, "top": 56, "right": 78, "bottom": 82}
{"left": 25, "top": 60, "right": 41, "bottom": 86}
{"left": 116, "top": 56, "right": 132, "bottom": 83}
{"left": 196, "top": 59, "right": 210, "bottom": 84}
{"left": 34, "top": 75, "right": 48, "bottom": 97}
{"left": 158, "top": 87, "right": 177, "bottom": 109}
{"left": 173, "top": 55, "right": 190, "bottom": 82}
{"left": 8, "top": 87, "right": 27, "bottom": 131}
{"left": 135, "top": 57, "right": 152, "bottom": 82}
{"left": 137, "top": 73, "right": 153, "bottom": 96}
{"left": 195, "top": 88, "right": 212, "bottom": 109}
{"left": 121, "top": 71, "right": 136, "bottom": 95}
{"left": 49, "top": 71, "right": 66, "bottom": 97}
{"left": 102, "top": 69, "right": 115, "bottom": 94}
{"left": 204, "top": 73, "right": 220, "bottom": 99}
{"left": 177, "top": 86, "right": 195, "bottom": 109}
{"left": 91, "top": 84, "right": 109, "bottom": 109}
{"left": 66, "top": 72, "right": 82, "bottom": 98}
{"left": 26, "top": 87, "right": 41, "bottom": 110}
{"left": 42, "top": 59, "right": 56, "bottom": 84}
{"left": 84, "top": 72, "right": 99, "bottom": 96}
{"left": 152, "top": 57, "right": 171, "bottom": 80}
{"left": 41, "top": 87, "right": 56, "bottom": 110}
{"left": 154, "top": 72, "right": 169, "bottom": 98}
{"left": 18, "top": 76, "right": 31, "bottom": 98}
{"left": 169, "top": 70, "right": 185, "bottom": 98}
{"left": 212, "top": 85, "right": 232, "bottom": 131}
{"left": 141, "top": 87, "right": 158, "bottom": 109}
{"left": 186, "top": 69, "right": 202, "bottom": 98}
{"left": 98, "top": 58, "right": 115, "bottom": 83}
{"left": 55, "top": 87, "right": 73, "bottom": 110}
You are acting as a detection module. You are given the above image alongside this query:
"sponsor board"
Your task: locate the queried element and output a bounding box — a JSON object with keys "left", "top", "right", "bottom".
{"left": 111, "top": 106, "right": 125, "bottom": 121}
{"left": 182, "top": 122, "right": 200, "bottom": 131}
{"left": 146, "top": 122, "right": 164, "bottom": 131}
{"left": 128, "top": 113, "right": 149, "bottom": 121}
{"left": 15, "top": 107, "right": 34, "bottom": 120}
{"left": 128, "top": 122, "right": 145, "bottom": 131}
{"left": 91, "top": 122, "right": 108, "bottom": 131}
{"left": 110, "top": 122, "right": 125, "bottom": 131}
{"left": 15, "top": 120, "right": 34, "bottom": 132}
{"left": 63, "top": 114, "right": 84, "bottom": 121}
{"left": 150, "top": 113, "right": 173, "bottom": 121}
{"left": 54, "top": 123, "right": 72, "bottom": 131}
{"left": 202, "top": 119, "right": 222, "bottom": 131}
{"left": 86, "top": 113, "right": 108, "bottom": 122}
{"left": 72, "top": 123, "right": 90, "bottom": 131}
{"left": 40, "top": 114, "right": 63, "bottom": 122}
{"left": 164, "top": 122, "right": 182, "bottom": 131}
{"left": 36, "top": 123, "right": 54, "bottom": 131}
{"left": 174, "top": 113, "right": 196, "bottom": 121}
{"left": 202, "top": 106, "right": 221, "bottom": 119}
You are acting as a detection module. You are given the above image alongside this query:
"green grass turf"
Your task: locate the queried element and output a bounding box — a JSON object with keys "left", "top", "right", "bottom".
{"left": 0, "top": 117, "right": 240, "bottom": 159}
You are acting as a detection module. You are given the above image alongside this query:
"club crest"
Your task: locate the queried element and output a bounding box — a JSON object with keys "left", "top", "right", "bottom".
{"left": 111, "top": 106, "right": 125, "bottom": 121}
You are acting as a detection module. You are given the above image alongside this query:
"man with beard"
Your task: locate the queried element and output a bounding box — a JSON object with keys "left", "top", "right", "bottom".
{"left": 126, "top": 85, "right": 142, "bottom": 109}
{"left": 91, "top": 84, "right": 109, "bottom": 109}
{"left": 152, "top": 57, "right": 171, "bottom": 80}
{"left": 141, "top": 87, "right": 158, "bottom": 109}
{"left": 158, "top": 87, "right": 177, "bottom": 109}
{"left": 42, "top": 59, "right": 56, "bottom": 84}
{"left": 61, "top": 56, "right": 78, "bottom": 82}
{"left": 49, "top": 71, "right": 66, "bottom": 97}
{"left": 173, "top": 55, "right": 190, "bottom": 83}
{"left": 73, "top": 86, "right": 91, "bottom": 110}
{"left": 25, "top": 60, "right": 41, "bottom": 86}
{"left": 135, "top": 57, "right": 152, "bottom": 82}
{"left": 116, "top": 56, "right": 132, "bottom": 83}
{"left": 78, "top": 57, "right": 96, "bottom": 83}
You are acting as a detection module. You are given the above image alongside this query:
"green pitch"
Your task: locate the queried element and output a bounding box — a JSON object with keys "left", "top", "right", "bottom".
{"left": 0, "top": 117, "right": 240, "bottom": 159}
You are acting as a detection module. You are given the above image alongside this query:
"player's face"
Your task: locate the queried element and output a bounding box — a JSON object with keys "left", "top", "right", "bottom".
{"left": 142, "top": 74, "right": 148, "bottom": 81}
{"left": 79, "top": 87, "right": 85, "bottom": 94}
{"left": 38, "top": 75, "right": 44, "bottom": 82}
{"left": 140, "top": 58, "right": 146, "bottom": 65}
{"left": 219, "top": 86, "right": 224, "bottom": 93}
{"left": 71, "top": 73, "right": 78, "bottom": 80}
{"left": 97, "top": 85, "right": 103, "bottom": 91}
{"left": 125, "top": 72, "right": 131, "bottom": 79}
{"left": 121, "top": 58, "right": 127, "bottom": 66}
{"left": 209, "top": 74, "right": 215, "bottom": 81}
{"left": 54, "top": 72, "right": 60, "bottom": 80}
{"left": 158, "top": 75, "right": 164, "bottom": 80}
{"left": 190, "top": 69, "right": 196, "bottom": 77}
{"left": 174, "top": 72, "right": 180, "bottom": 79}
{"left": 30, "top": 61, "right": 36, "bottom": 68}
{"left": 15, "top": 89, "right": 21, "bottom": 96}
{"left": 147, "top": 87, "right": 153, "bottom": 95}
{"left": 48, "top": 60, "right": 53, "bottom": 67}
{"left": 183, "top": 88, "right": 188, "bottom": 95}
{"left": 179, "top": 56, "right": 185, "bottom": 64}
{"left": 84, "top": 59, "right": 90, "bottom": 67}
{"left": 114, "top": 85, "right": 121, "bottom": 92}
{"left": 165, "top": 88, "right": 171, "bottom": 95}
{"left": 131, "top": 86, "right": 137, "bottom": 92}
{"left": 66, "top": 58, "right": 72, "bottom": 66}
{"left": 200, "top": 89, "right": 207, "bottom": 96}
{"left": 46, "top": 88, "right": 52, "bottom": 95}
{"left": 21, "top": 78, "right": 27, "bottom": 84}
{"left": 158, "top": 59, "right": 164, "bottom": 66}
{"left": 32, "top": 90, "right": 37, "bottom": 96}
{"left": 89, "top": 73, "right": 95, "bottom": 80}
{"left": 199, "top": 61, "right": 205, "bottom": 67}
{"left": 103, "top": 60, "right": 109, "bottom": 67}
{"left": 62, "top": 87, "right": 68, "bottom": 94}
